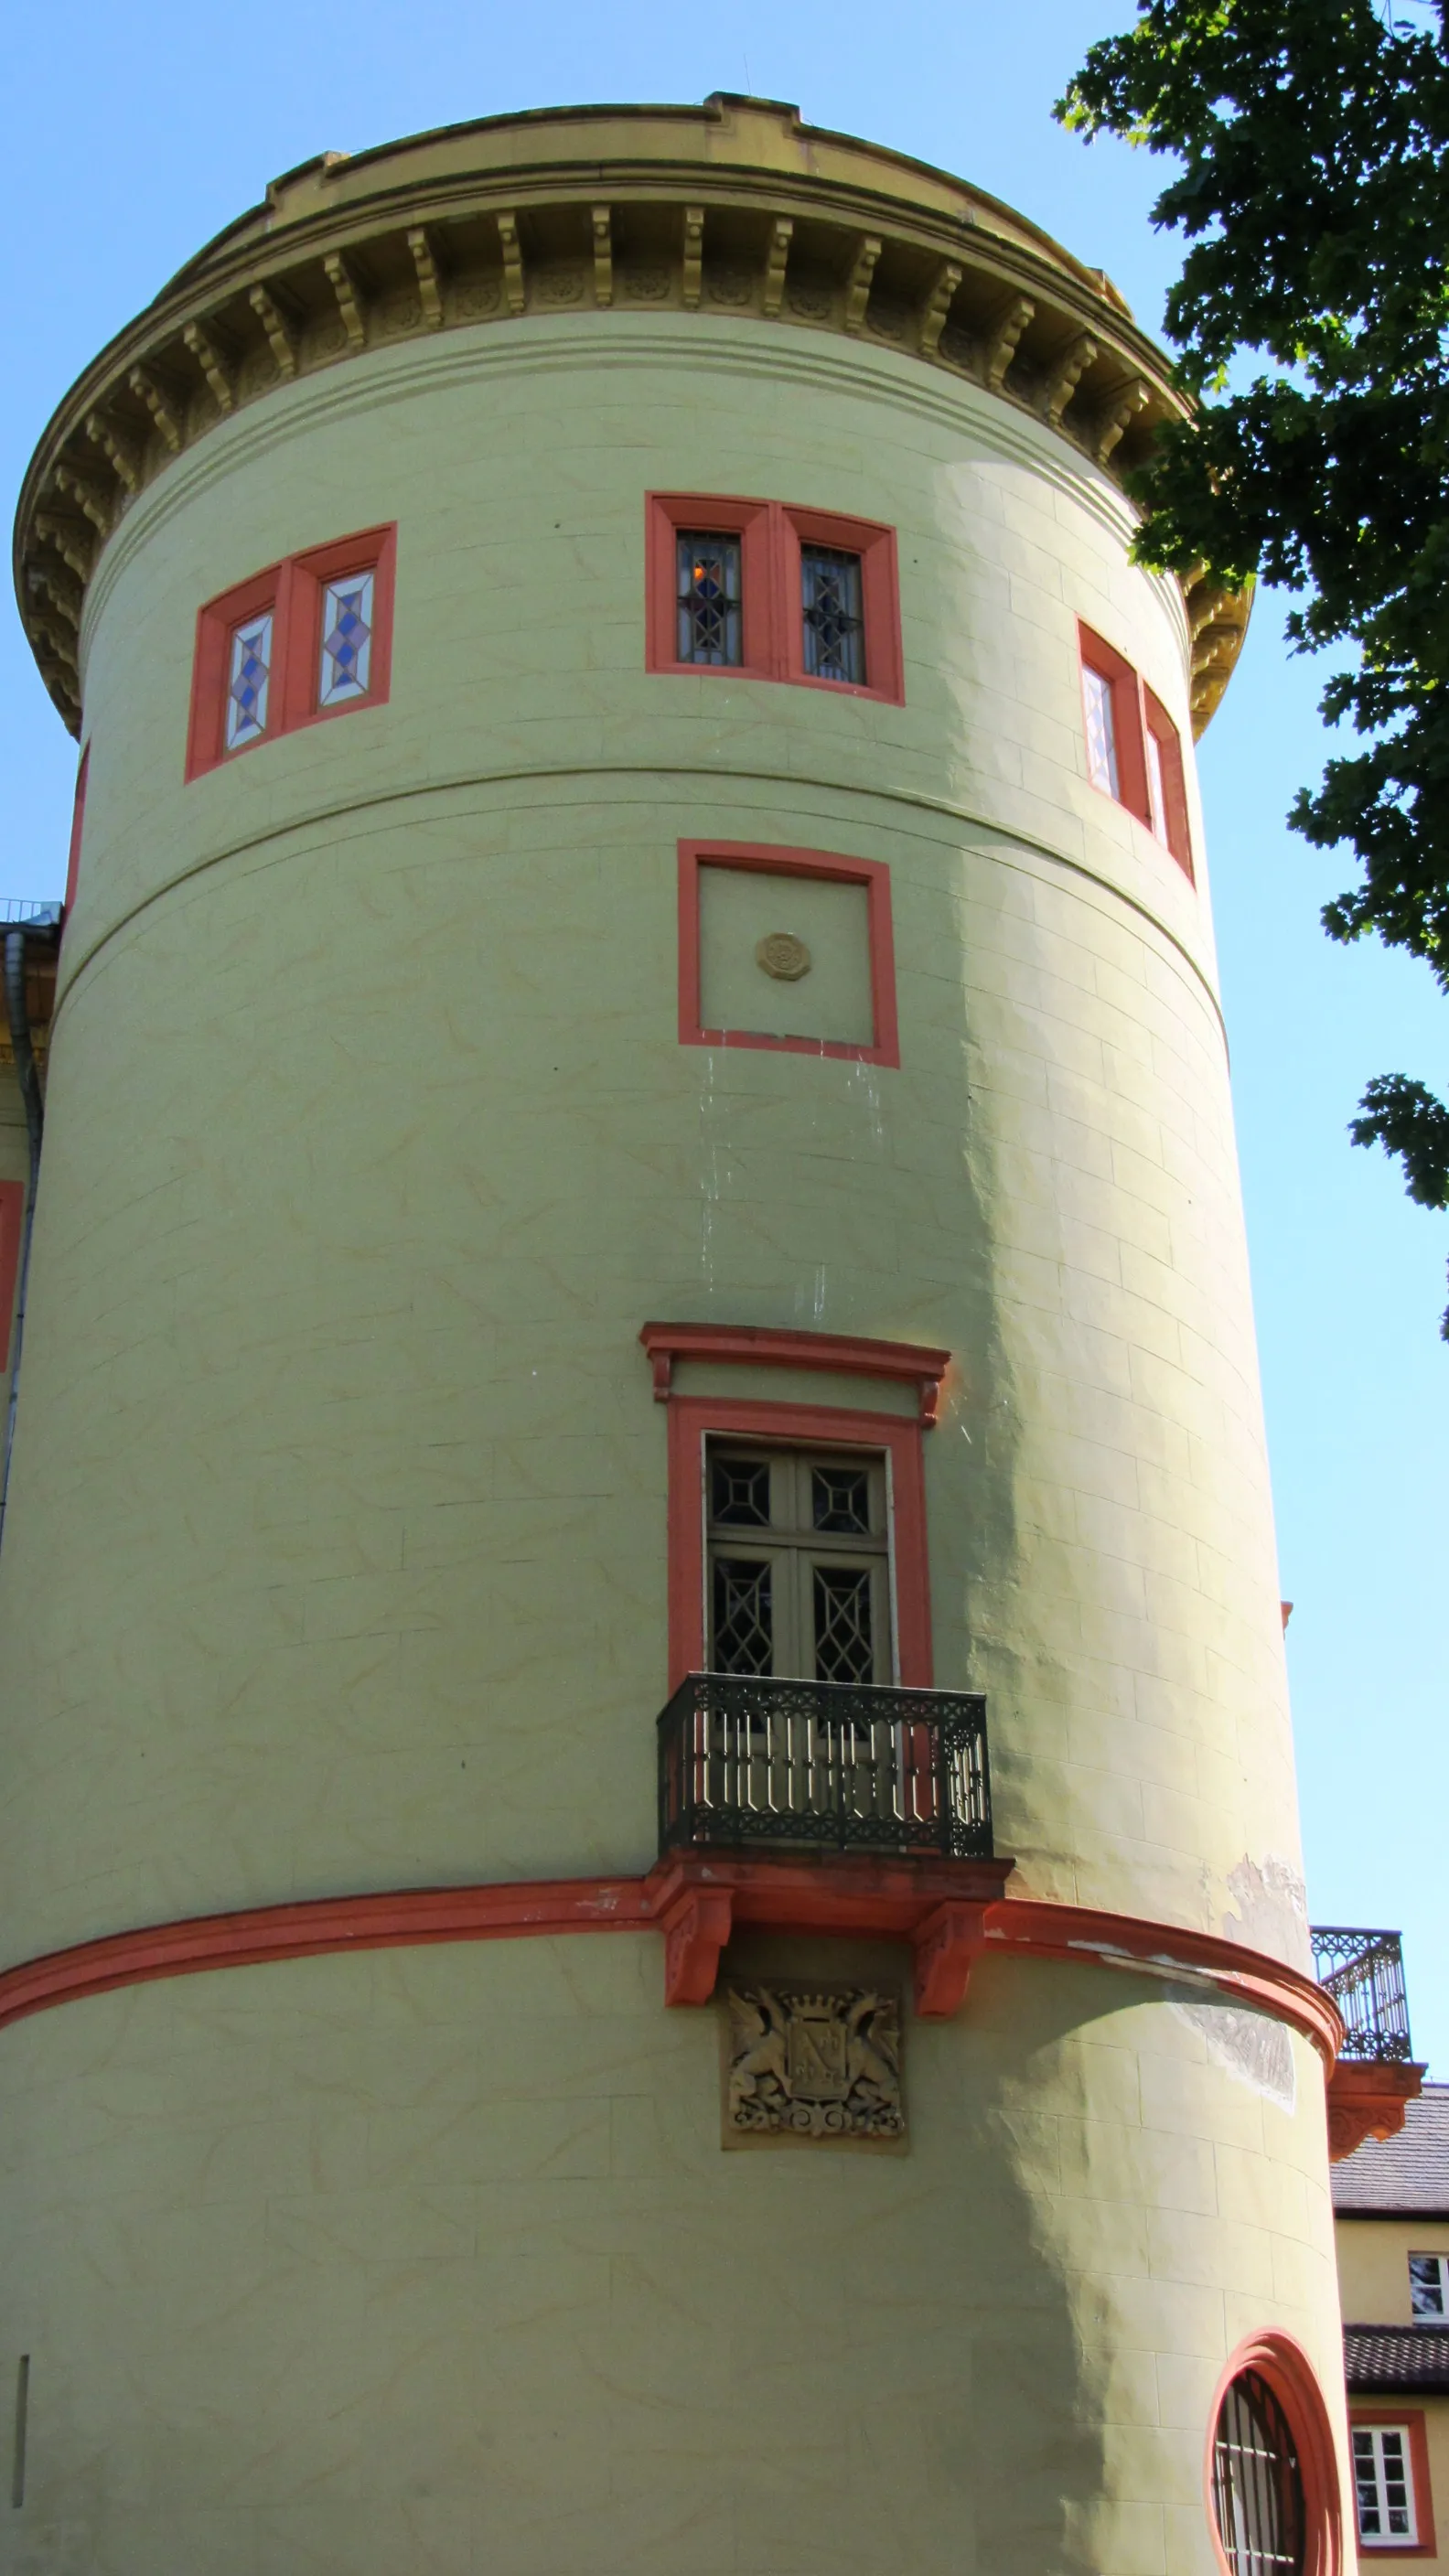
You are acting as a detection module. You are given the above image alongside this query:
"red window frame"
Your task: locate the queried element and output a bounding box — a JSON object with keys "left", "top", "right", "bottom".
{"left": 677, "top": 839, "right": 900, "bottom": 1068}
{"left": 63, "top": 744, "right": 89, "bottom": 918}
{"left": 0, "top": 1180, "right": 23, "bottom": 1372}
{"left": 646, "top": 493, "right": 905, "bottom": 704}
{"left": 1079, "top": 621, "right": 1151, "bottom": 825}
{"left": 1144, "top": 683, "right": 1195, "bottom": 881}
{"left": 778, "top": 502, "right": 903, "bottom": 702}
{"left": 186, "top": 522, "right": 397, "bottom": 781}
{"left": 1351, "top": 2412, "right": 1436, "bottom": 2559}
{"left": 645, "top": 494, "right": 777, "bottom": 682}
{"left": 1204, "top": 2334, "right": 1345, "bottom": 2576}
{"left": 661, "top": 1392, "right": 933, "bottom": 1692}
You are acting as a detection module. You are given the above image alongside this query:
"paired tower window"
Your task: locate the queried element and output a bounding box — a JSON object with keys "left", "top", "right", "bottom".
{"left": 1079, "top": 619, "right": 1195, "bottom": 881}
{"left": 650, "top": 492, "right": 902, "bottom": 701}
{"left": 187, "top": 525, "right": 395, "bottom": 780}
{"left": 706, "top": 1444, "right": 892, "bottom": 1683}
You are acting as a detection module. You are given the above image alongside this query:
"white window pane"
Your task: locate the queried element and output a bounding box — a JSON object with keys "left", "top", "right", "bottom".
{"left": 318, "top": 569, "right": 375, "bottom": 707}
{"left": 1083, "top": 664, "right": 1120, "bottom": 798}
{"left": 1145, "top": 725, "right": 1167, "bottom": 841}
{"left": 1410, "top": 2252, "right": 1446, "bottom": 2314}
{"left": 225, "top": 611, "right": 273, "bottom": 750}
{"left": 1355, "top": 2424, "right": 1419, "bottom": 2547}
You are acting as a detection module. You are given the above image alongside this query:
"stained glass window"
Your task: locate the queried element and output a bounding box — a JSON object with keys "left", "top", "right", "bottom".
{"left": 676, "top": 533, "right": 743, "bottom": 665}
{"left": 1354, "top": 2425, "right": 1417, "bottom": 2546}
{"left": 318, "top": 569, "right": 375, "bottom": 708}
{"left": 800, "top": 546, "right": 865, "bottom": 684}
{"left": 1083, "top": 663, "right": 1120, "bottom": 797}
{"left": 225, "top": 611, "right": 274, "bottom": 752}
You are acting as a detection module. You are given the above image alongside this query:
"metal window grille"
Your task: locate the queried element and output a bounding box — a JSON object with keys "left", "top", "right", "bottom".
{"left": 225, "top": 611, "right": 274, "bottom": 751}
{"left": 800, "top": 545, "right": 865, "bottom": 683}
{"left": 1210, "top": 2371, "right": 1306, "bottom": 2576}
{"left": 1310, "top": 1927, "right": 1413, "bottom": 2063}
{"left": 656, "top": 1672, "right": 993, "bottom": 1862}
{"left": 1353, "top": 2424, "right": 1417, "bottom": 2546}
{"left": 1082, "top": 663, "right": 1119, "bottom": 796}
{"left": 705, "top": 1445, "right": 889, "bottom": 1683}
{"left": 676, "top": 532, "right": 743, "bottom": 665}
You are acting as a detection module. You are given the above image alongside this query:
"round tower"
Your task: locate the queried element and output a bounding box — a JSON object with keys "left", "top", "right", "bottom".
{"left": 3, "top": 95, "right": 1349, "bottom": 2576}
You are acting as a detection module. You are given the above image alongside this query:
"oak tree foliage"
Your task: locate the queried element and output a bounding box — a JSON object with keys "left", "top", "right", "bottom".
{"left": 1057, "top": 0, "right": 1449, "bottom": 1332}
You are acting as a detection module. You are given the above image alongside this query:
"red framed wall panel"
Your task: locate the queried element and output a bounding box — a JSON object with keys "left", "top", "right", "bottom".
{"left": 677, "top": 839, "right": 900, "bottom": 1068}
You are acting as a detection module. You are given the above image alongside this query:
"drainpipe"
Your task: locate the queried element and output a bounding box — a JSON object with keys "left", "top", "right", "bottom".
{"left": 0, "top": 927, "right": 47, "bottom": 1551}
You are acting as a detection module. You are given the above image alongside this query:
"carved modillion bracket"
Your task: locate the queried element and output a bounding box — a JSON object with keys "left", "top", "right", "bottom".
{"left": 763, "top": 217, "right": 793, "bottom": 319}
{"left": 983, "top": 294, "right": 1034, "bottom": 393}
{"left": 682, "top": 205, "right": 703, "bottom": 309}
{"left": 249, "top": 284, "right": 299, "bottom": 379}
{"left": 1041, "top": 333, "right": 1098, "bottom": 430}
{"left": 1093, "top": 381, "right": 1149, "bottom": 465}
{"left": 843, "top": 235, "right": 883, "bottom": 336}
{"left": 183, "top": 321, "right": 236, "bottom": 413}
{"left": 912, "top": 1902, "right": 992, "bottom": 2017}
{"left": 324, "top": 252, "right": 369, "bottom": 352}
{"left": 591, "top": 205, "right": 613, "bottom": 308}
{"left": 408, "top": 226, "right": 445, "bottom": 327}
{"left": 918, "top": 260, "right": 961, "bottom": 358}
{"left": 52, "top": 467, "right": 111, "bottom": 533}
{"left": 28, "top": 559, "right": 82, "bottom": 628}
{"left": 34, "top": 514, "right": 92, "bottom": 581}
{"left": 128, "top": 367, "right": 185, "bottom": 454}
{"left": 497, "top": 210, "right": 526, "bottom": 315}
{"left": 85, "top": 412, "right": 140, "bottom": 494}
{"left": 661, "top": 1888, "right": 735, "bottom": 2006}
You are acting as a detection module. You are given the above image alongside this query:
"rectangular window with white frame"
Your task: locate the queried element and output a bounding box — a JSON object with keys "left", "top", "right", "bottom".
{"left": 1354, "top": 2425, "right": 1420, "bottom": 2549}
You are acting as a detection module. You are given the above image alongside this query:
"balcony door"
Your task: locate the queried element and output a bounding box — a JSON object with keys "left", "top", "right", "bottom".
{"left": 705, "top": 1443, "right": 893, "bottom": 1683}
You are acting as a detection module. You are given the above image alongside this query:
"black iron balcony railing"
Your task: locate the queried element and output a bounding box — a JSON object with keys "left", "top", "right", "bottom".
{"left": 1311, "top": 1927, "right": 1414, "bottom": 2063}
{"left": 657, "top": 1672, "right": 993, "bottom": 1862}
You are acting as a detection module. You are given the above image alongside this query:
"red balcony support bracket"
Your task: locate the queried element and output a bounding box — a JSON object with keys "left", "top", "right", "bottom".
{"left": 660, "top": 1886, "right": 735, "bottom": 2005}
{"left": 1326, "top": 2058, "right": 1426, "bottom": 2162}
{"left": 912, "top": 1900, "right": 993, "bottom": 2018}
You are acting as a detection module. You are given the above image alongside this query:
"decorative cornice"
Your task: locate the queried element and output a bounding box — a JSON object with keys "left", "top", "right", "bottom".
{"left": 0, "top": 1866, "right": 1344, "bottom": 2072}
{"left": 639, "top": 1320, "right": 952, "bottom": 1421}
{"left": 13, "top": 94, "right": 1250, "bottom": 741}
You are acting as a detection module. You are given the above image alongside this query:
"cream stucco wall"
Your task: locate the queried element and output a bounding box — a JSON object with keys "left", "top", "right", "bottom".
{"left": 0, "top": 299, "right": 1347, "bottom": 2572}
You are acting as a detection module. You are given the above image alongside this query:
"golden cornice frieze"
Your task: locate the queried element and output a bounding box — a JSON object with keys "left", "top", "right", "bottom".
{"left": 12, "top": 94, "right": 1250, "bottom": 739}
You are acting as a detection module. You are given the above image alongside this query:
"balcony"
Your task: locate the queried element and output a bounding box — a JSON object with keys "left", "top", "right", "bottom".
{"left": 1311, "top": 1927, "right": 1414, "bottom": 2064}
{"left": 657, "top": 1672, "right": 993, "bottom": 1863}
{"left": 1311, "top": 1927, "right": 1424, "bottom": 2161}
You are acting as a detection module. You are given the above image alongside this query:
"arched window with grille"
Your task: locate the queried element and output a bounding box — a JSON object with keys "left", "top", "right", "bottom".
{"left": 1207, "top": 2340, "right": 1343, "bottom": 2576}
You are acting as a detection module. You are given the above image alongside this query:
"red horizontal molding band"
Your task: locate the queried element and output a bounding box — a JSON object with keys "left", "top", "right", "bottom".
{"left": 0, "top": 1871, "right": 1342, "bottom": 2065}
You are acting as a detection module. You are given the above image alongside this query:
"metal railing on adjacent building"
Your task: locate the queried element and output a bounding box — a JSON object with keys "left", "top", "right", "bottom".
{"left": 0, "top": 901, "right": 61, "bottom": 928}
{"left": 657, "top": 1672, "right": 993, "bottom": 1862}
{"left": 1310, "top": 1927, "right": 1414, "bottom": 2063}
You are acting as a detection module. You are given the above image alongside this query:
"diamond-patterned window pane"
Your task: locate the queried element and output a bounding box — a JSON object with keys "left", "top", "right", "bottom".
{"left": 1083, "top": 665, "right": 1120, "bottom": 797}
{"left": 677, "top": 533, "right": 743, "bottom": 665}
{"left": 711, "top": 1457, "right": 772, "bottom": 1526}
{"left": 713, "top": 1558, "right": 774, "bottom": 1674}
{"left": 318, "top": 569, "right": 375, "bottom": 708}
{"left": 811, "top": 1466, "right": 870, "bottom": 1534}
{"left": 813, "top": 1565, "right": 874, "bottom": 1682}
{"left": 225, "top": 611, "right": 274, "bottom": 751}
{"left": 800, "top": 546, "right": 865, "bottom": 684}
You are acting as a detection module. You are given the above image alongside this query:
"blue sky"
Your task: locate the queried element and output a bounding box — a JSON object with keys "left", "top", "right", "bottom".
{"left": 4, "top": 0, "right": 1444, "bottom": 2061}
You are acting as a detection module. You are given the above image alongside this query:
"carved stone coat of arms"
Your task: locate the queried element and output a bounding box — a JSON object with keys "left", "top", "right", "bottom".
{"left": 724, "top": 1985, "right": 905, "bottom": 2144}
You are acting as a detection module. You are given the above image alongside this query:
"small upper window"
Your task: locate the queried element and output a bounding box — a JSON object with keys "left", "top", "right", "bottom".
{"left": 226, "top": 611, "right": 274, "bottom": 752}
{"left": 1353, "top": 2425, "right": 1418, "bottom": 2548}
{"left": 1410, "top": 2251, "right": 1449, "bottom": 2317}
{"left": 706, "top": 1443, "right": 891, "bottom": 1682}
{"left": 1082, "top": 662, "right": 1120, "bottom": 798}
{"left": 1144, "top": 685, "right": 1195, "bottom": 880}
{"left": 1211, "top": 2369, "right": 1305, "bottom": 2575}
{"left": 318, "top": 570, "right": 375, "bottom": 707}
{"left": 677, "top": 532, "right": 743, "bottom": 666}
{"left": 800, "top": 545, "right": 865, "bottom": 685}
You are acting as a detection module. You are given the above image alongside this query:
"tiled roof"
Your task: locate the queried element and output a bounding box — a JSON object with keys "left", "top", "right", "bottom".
{"left": 1334, "top": 2085, "right": 1449, "bottom": 2214}
{"left": 1346, "top": 2327, "right": 1449, "bottom": 2393}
